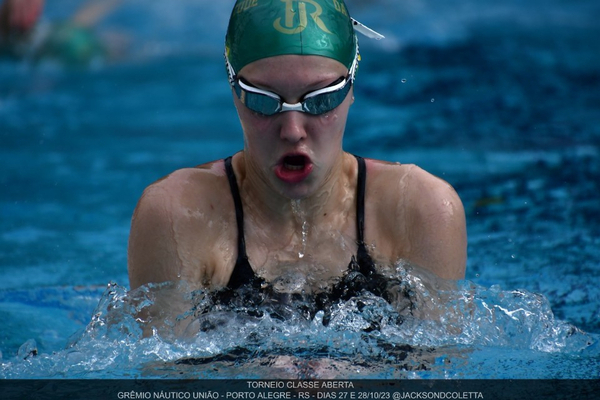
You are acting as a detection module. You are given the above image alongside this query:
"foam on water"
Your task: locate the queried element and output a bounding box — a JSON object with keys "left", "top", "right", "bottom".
{"left": 1, "top": 264, "right": 597, "bottom": 379}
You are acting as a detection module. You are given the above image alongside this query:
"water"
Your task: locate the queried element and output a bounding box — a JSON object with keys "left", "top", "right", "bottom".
{"left": 291, "top": 200, "right": 309, "bottom": 259}
{"left": 1, "top": 277, "right": 596, "bottom": 379}
{"left": 1, "top": 0, "right": 599, "bottom": 379}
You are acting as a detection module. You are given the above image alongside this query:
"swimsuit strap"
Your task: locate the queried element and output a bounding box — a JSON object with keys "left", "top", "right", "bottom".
{"left": 224, "top": 154, "right": 376, "bottom": 289}
{"left": 224, "top": 156, "right": 257, "bottom": 289}
{"left": 318, "top": 155, "right": 384, "bottom": 312}
{"left": 354, "top": 155, "right": 377, "bottom": 277}
{"left": 355, "top": 155, "right": 367, "bottom": 244}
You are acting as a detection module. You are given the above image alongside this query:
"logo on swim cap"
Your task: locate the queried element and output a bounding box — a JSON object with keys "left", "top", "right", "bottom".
{"left": 273, "top": 0, "right": 332, "bottom": 35}
{"left": 226, "top": 0, "right": 357, "bottom": 73}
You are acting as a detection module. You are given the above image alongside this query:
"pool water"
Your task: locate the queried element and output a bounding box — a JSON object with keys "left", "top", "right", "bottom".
{"left": 1, "top": 0, "right": 599, "bottom": 379}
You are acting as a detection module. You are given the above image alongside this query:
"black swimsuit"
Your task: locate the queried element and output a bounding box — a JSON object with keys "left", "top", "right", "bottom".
{"left": 223, "top": 155, "right": 388, "bottom": 304}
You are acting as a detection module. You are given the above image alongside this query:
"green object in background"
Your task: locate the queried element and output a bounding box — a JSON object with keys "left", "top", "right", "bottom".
{"left": 36, "top": 22, "right": 105, "bottom": 65}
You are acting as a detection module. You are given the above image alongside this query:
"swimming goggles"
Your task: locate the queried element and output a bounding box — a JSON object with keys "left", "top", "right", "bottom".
{"left": 225, "top": 50, "right": 359, "bottom": 116}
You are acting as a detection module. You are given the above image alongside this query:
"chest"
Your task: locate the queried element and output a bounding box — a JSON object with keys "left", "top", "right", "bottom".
{"left": 242, "top": 217, "right": 359, "bottom": 292}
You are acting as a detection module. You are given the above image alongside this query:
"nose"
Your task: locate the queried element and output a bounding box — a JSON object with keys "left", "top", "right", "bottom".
{"left": 278, "top": 111, "right": 308, "bottom": 143}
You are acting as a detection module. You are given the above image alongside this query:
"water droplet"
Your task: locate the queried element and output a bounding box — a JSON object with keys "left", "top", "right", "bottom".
{"left": 511, "top": 254, "right": 516, "bottom": 259}
{"left": 299, "top": 220, "right": 308, "bottom": 259}
{"left": 291, "top": 200, "right": 309, "bottom": 259}
{"left": 401, "top": 79, "right": 407, "bottom": 83}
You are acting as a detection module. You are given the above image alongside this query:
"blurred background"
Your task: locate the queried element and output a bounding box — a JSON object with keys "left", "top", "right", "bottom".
{"left": 1, "top": 0, "right": 599, "bottom": 356}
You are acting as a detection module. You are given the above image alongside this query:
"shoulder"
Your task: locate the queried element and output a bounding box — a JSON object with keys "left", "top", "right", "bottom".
{"left": 128, "top": 159, "right": 235, "bottom": 289}
{"left": 366, "top": 159, "right": 461, "bottom": 212}
{"left": 365, "top": 159, "right": 467, "bottom": 279}
{"left": 137, "top": 160, "right": 229, "bottom": 215}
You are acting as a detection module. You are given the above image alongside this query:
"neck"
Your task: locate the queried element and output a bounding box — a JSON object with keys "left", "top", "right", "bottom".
{"left": 237, "top": 152, "right": 356, "bottom": 230}
{"left": 232, "top": 151, "right": 359, "bottom": 277}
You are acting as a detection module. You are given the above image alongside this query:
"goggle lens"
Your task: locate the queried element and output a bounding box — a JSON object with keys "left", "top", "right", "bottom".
{"left": 234, "top": 82, "right": 282, "bottom": 115}
{"left": 226, "top": 49, "right": 358, "bottom": 117}
{"left": 302, "top": 80, "right": 352, "bottom": 115}
{"left": 234, "top": 77, "right": 352, "bottom": 116}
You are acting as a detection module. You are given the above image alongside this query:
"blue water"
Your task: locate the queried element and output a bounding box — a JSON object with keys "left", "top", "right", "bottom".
{"left": 1, "top": 0, "right": 599, "bottom": 379}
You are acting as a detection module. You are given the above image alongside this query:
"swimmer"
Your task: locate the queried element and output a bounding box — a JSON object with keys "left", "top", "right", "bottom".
{"left": 0, "top": 0, "right": 121, "bottom": 64}
{"left": 0, "top": 0, "right": 44, "bottom": 56}
{"left": 128, "top": 0, "right": 467, "bottom": 321}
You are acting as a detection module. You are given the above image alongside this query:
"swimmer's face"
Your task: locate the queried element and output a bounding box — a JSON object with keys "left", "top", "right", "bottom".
{"left": 233, "top": 55, "right": 353, "bottom": 199}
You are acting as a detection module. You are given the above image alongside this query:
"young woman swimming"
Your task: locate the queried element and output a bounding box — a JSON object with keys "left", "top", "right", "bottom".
{"left": 127, "top": 0, "right": 467, "bottom": 321}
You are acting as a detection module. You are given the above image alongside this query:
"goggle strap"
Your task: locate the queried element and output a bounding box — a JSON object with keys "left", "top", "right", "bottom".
{"left": 237, "top": 79, "right": 281, "bottom": 100}
{"left": 304, "top": 77, "right": 348, "bottom": 99}
{"left": 225, "top": 53, "right": 236, "bottom": 85}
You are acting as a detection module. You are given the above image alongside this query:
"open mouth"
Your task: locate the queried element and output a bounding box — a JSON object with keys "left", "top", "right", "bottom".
{"left": 283, "top": 155, "right": 308, "bottom": 171}
{"left": 275, "top": 154, "right": 313, "bottom": 183}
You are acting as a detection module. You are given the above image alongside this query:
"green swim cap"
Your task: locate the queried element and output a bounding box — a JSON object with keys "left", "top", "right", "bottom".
{"left": 225, "top": 0, "right": 357, "bottom": 73}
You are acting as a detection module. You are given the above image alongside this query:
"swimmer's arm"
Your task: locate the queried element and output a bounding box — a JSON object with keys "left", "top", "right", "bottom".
{"left": 128, "top": 166, "right": 231, "bottom": 292}
{"left": 403, "top": 168, "right": 467, "bottom": 280}
{"left": 128, "top": 176, "right": 219, "bottom": 337}
{"left": 128, "top": 188, "right": 204, "bottom": 337}
{"left": 127, "top": 182, "right": 185, "bottom": 290}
